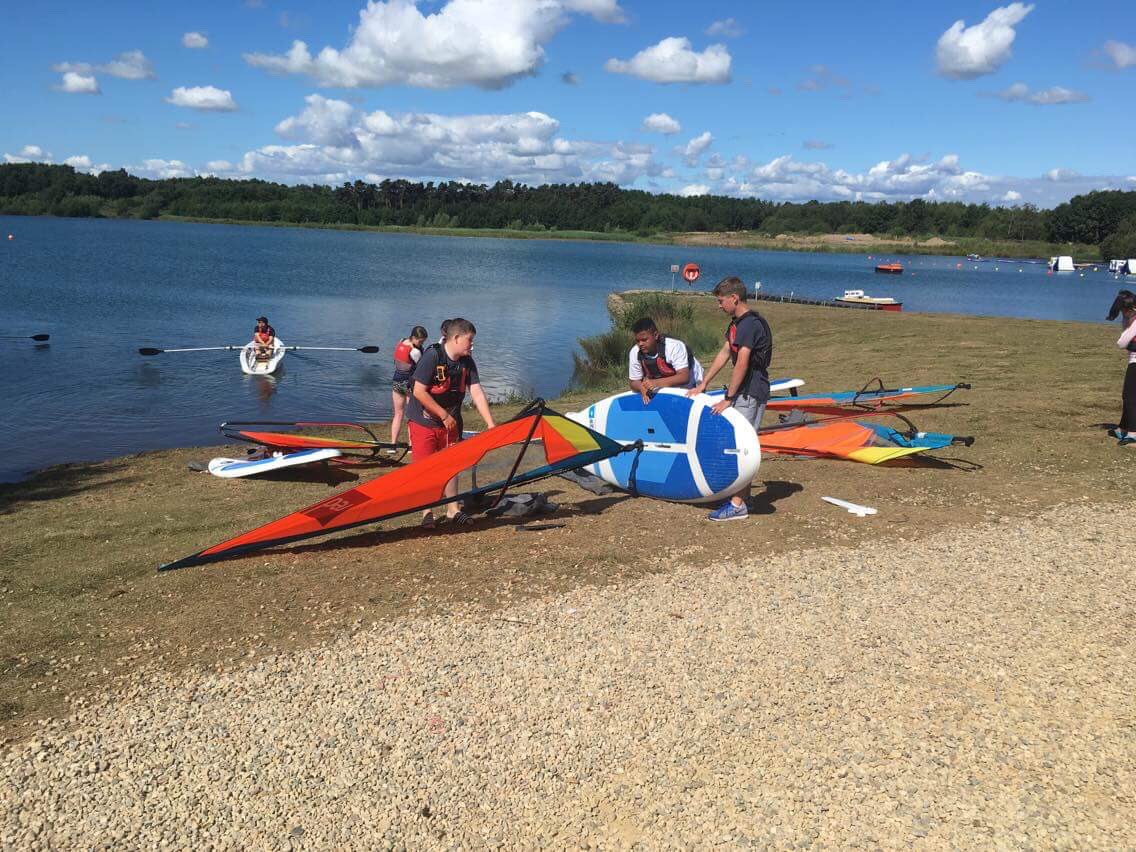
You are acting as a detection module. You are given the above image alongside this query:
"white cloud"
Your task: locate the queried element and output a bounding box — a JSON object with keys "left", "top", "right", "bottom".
{"left": 53, "top": 50, "right": 155, "bottom": 84}
{"left": 63, "top": 155, "right": 92, "bottom": 169}
{"left": 1102, "top": 40, "right": 1136, "bottom": 69}
{"left": 275, "top": 94, "right": 358, "bottom": 145}
{"left": 130, "top": 159, "right": 195, "bottom": 179}
{"left": 642, "top": 112, "right": 681, "bottom": 135}
{"left": 56, "top": 71, "right": 100, "bottom": 94}
{"left": 166, "top": 86, "right": 238, "bottom": 111}
{"left": 605, "top": 37, "right": 731, "bottom": 84}
{"left": 994, "top": 82, "right": 1089, "bottom": 105}
{"left": 4, "top": 144, "right": 53, "bottom": 163}
{"left": 1002, "top": 190, "right": 1022, "bottom": 202}
{"left": 677, "top": 130, "right": 713, "bottom": 165}
{"left": 1045, "top": 168, "right": 1080, "bottom": 182}
{"left": 244, "top": 0, "right": 624, "bottom": 89}
{"left": 212, "top": 99, "right": 662, "bottom": 187}
{"left": 936, "top": 3, "right": 1033, "bottom": 79}
{"left": 100, "top": 50, "right": 156, "bottom": 80}
{"left": 679, "top": 184, "right": 709, "bottom": 197}
{"left": 182, "top": 32, "right": 209, "bottom": 49}
{"left": 705, "top": 18, "right": 743, "bottom": 38}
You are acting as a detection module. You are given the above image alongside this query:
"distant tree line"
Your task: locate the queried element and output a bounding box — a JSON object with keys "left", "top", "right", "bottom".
{"left": 1, "top": 162, "right": 1134, "bottom": 254}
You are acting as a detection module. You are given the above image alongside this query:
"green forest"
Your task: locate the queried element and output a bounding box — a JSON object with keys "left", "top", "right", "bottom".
{"left": 2, "top": 162, "right": 1135, "bottom": 258}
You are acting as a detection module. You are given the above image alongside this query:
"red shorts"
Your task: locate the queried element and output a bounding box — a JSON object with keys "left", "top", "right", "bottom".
{"left": 408, "top": 420, "right": 459, "bottom": 459}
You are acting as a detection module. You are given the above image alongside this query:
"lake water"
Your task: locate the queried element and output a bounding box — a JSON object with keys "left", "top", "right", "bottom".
{"left": 0, "top": 215, "right": 1124, "bottom": 481}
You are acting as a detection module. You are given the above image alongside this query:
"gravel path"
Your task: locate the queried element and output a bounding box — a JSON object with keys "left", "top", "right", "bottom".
{"left": 3, "top": 501, "right": 1134, "bottom": 849}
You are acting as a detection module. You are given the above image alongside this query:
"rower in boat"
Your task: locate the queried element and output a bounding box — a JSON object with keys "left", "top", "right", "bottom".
{"left": 253, "top": 316, "right": 276, "bottom": 362}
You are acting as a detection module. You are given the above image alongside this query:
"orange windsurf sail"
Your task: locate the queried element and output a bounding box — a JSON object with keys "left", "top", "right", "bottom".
{"left": 162, "top": 402, "right": 630, "bottom": 570}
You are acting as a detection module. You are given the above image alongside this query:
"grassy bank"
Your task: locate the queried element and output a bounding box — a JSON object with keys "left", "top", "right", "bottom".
{"left": 1, "top": 294, "right": 1128, "bottom": 740}
{"left": 155, "top": 214, "right": 1097, "bottom": 260}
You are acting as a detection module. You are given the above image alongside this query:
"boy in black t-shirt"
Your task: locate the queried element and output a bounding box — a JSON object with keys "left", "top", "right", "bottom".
{"left": 687, "top": 276, "right": 773, "bottom": 521}
{"left": 407, "top": 318, "right": 496, "bottom": 527}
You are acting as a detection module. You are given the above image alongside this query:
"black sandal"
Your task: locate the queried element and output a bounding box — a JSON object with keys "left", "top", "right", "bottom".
{"left": 445, "top": 511, "right": 474, "bottom": 526}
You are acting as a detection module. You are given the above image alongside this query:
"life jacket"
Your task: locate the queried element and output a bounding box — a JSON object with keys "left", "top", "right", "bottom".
{"left": 253, "top": 325, "right": 275, "bottom": 344}
{"left": 727, "top": 311, "right": 773, "bottom": 374}
{"left": 393, "top": 339, "right": 420, "bottom": 369}
{"left": 426, "top": 342, "right": 469, "bottom": 398}
{"left": 636, "top": 335, "right": 691, "bottom": 380}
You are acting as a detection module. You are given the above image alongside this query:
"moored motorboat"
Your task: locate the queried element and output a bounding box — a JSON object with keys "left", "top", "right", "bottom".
{"left": 834, "top": 289, "right": 902, "bottom": 312}
{"left": 241, "top": 337, "right": 285, "bottom": 375}
{"left": 875, "top": 263, "right": 903, "bottom": 274}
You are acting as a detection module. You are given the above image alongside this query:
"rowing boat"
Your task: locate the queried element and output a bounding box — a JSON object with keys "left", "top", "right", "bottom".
{"left": 240, "top": 337, "right": 285, "bottom": 375}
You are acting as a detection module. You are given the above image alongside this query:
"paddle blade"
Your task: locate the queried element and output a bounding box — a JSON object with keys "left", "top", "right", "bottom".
{"left": 31, "top": 334, "right": 50, "bottom": 342}
{"left": 357, "top": 345, "right": 380, "bottom": 354}
{"left": 138, "top": 347, "right": 162, "bottom": 356}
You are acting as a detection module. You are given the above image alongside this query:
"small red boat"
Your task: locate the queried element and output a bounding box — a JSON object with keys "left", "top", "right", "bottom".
{"left": 875, "top": 263, "right": 904, "bottom": 274}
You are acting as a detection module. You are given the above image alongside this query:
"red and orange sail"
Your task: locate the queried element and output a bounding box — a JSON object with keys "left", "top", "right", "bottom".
{"left": 162, "top": 403, "right": 628, "bottom": 570}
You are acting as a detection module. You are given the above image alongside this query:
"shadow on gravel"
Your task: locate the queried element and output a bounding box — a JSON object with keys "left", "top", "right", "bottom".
{"left": 748, "top": 480, "right": 803, "bottom": 515}
{"left": 0, "top": 462, "right": 137, "bottom": 516}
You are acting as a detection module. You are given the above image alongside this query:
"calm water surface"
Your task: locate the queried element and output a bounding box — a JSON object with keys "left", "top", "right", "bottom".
{"left": 0, "top": 216, "right": 1123, "bottom": 481}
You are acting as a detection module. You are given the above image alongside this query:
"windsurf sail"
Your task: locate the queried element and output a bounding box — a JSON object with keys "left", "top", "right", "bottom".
{"left": 760, "top": 417, "right": 974, "bottom": 464}
{"left": 162, "top": 401, "right": 633, "bottom": 570}
{"left": 220, "top": 421, "right": 405, "bottom": 455}
{"left": 766, "top": 380, "right": 969, "bottom": 412}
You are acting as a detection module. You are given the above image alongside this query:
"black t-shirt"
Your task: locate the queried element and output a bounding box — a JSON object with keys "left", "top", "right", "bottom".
{"left": 727, "top": 311, "right": 773, "bottom": 402}
{"left": 406, "top": 344, "right": 480, "bottom": 427}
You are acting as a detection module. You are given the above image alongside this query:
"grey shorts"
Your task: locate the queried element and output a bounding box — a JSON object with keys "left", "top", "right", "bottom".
{"left": 733, "top": 394, "right": 766, "bottom": 431}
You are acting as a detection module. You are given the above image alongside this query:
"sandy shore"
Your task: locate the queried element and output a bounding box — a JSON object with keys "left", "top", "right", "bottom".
{"left": 3, "top": 500, "right": 1133, "bottom": 848}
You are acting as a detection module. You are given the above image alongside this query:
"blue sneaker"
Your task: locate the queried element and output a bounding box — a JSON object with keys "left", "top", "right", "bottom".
{"left": 708, "top": 500, "right": 749, "bottom": 521}
{"left": 1109, "top": 427, "right": 1125, "bottom": 440}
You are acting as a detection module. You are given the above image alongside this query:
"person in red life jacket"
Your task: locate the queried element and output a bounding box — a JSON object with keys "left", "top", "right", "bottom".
{"left": 687, "top": 276, "right": 773, "bottom": 522}
{"left": 628, "top": 317, "right": 705, "bottom": 404}
{"left": 407, "top": 317, "right": 496, "bottom": 527}
{"left": 252, "top": 316, "right": 276, "bottom": 361}
{"left": 389, "top": 325, "right": 429, "bottom": 448}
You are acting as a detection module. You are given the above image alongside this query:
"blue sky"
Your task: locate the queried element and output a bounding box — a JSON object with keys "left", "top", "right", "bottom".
{"left": 2, "top": 0, "right": 1133, "bottom": 206}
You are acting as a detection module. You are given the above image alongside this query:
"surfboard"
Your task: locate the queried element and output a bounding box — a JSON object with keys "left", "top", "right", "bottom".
{"left": 567, "top": 389, "right": 760, "bottom": 503}
{"left": 207, "top": 447, "right": 341, "bottom": 479}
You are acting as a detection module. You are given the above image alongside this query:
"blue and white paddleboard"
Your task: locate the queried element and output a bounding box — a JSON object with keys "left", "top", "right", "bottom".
{"left": 567, "top": 389, "right": 761, "bottom": 503}
{"left": 208, "top": 448, "right": 341, "bottom": 479}
{"left": 705, "top": 377, "right": 804, "bottom": 398}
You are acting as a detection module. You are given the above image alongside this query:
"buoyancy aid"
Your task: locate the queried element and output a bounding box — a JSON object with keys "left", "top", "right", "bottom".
{"left": 426, "top": 342, "right": 469, "bottom": 398}
{"left": 727, "top": 310, "right": 773, "bottom": 374}
{"left": 636, "top": 334, "right": 692, "bottom": 380}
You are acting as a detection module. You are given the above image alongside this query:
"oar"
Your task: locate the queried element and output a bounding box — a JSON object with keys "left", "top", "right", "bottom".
{"left": 283, "top": 345, "right": 380, "bottom": 353}
{"left": 138, "top": 345, "right": 243, "bottom": 356}
{"left": 0, "top": 333, "right": 50, "bottom": 341}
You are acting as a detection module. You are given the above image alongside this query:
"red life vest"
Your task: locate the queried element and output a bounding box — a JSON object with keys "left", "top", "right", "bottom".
{"left": 636, "top": 335, "right": 690, "bottom": 380}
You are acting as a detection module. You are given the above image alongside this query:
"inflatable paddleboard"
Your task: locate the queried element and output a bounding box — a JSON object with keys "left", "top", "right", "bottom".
{"left": 240, "top": 337, "right": 285, "bottom": 375}
{"left": 568, "top": 389, "right": 760, "bottom": 503}
{"left": 208, "top": 447, "right": 340, "bottom": 478}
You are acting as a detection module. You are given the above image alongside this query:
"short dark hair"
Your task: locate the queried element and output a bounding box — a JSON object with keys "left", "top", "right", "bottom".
{"left": 410, "top": 325, "right": 428, "bottom": 340}
{"left": 631, "top": 317, "right": 658, "bottom": 334}
{"left": 1108, "top": 290, "right": 1136, "bottom": 321}
{"left": 447, "top": 317, "right": 476, "bottom": 337}
{"left": 256, "top": 316, "right": 269, "bottom": 323}
{"left": 711, "top": 276, "right": 747, "bottom": 301}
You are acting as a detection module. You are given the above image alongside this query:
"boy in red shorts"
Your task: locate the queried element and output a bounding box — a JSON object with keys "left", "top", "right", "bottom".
{"left": 407, "top": 318, "right": 496, "bottom": 527}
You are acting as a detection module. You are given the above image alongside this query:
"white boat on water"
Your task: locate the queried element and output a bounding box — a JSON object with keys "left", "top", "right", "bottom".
{"left": 833, "top": 289, "right": 902, "bottom": 312}
{"left": 1048, "top": 255, "right": 1074, "bottom": 272}
{"left": 240, "top": 337, "right": 285, "bottom": 375}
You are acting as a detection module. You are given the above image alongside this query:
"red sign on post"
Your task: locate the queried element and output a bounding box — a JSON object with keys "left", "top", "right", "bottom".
{"left": 682, "top": 263, "right": 701, "bottom": 283}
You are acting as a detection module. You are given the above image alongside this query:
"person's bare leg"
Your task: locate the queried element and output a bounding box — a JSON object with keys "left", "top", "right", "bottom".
{"left": 389, "top": 391, "right": 405, "bottom": 445}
